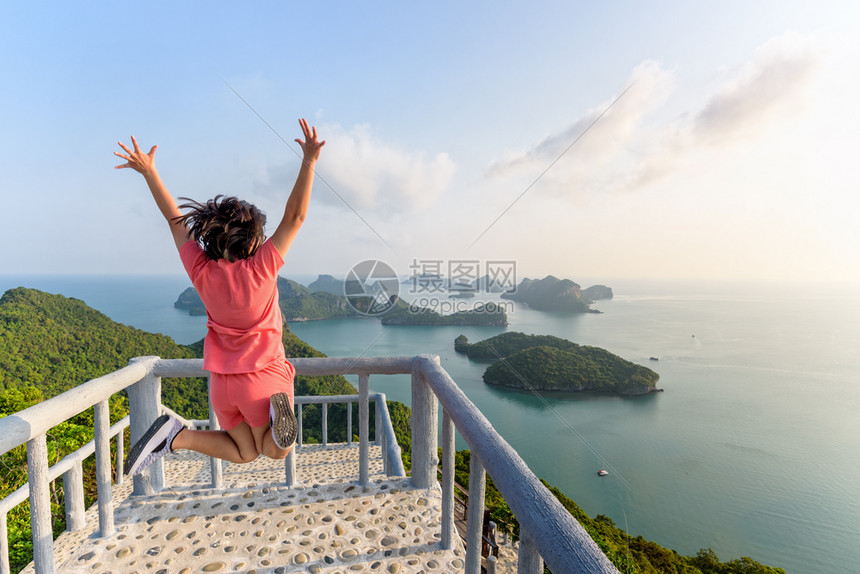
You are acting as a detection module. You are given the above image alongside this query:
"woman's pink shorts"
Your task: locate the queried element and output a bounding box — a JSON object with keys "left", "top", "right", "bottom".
{"left": 209, "top": 359, "right": 295, "bottom": 430}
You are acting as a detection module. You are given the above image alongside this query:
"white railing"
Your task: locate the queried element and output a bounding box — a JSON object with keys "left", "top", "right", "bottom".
{"left": 292, "top": 393, "right": 405, "bottom": 479}
{"left": 0, "top": 355, "right": 618, "bottom": 574}
{"left": 410, "top": 354, "right": 619, "bottom": 574}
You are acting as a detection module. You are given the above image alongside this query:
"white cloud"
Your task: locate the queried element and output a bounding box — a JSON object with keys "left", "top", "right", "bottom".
{"left": 256, "top": 123, "right": 456, "bottom": 215}
{"left": 484, "top": 60, "right": 676, "bottom": 189}
{"left": 484, "top": 31, "right": 824, "bottom": 197}
{"left": 692, "top": 31, "right": 822, "bottom": 143}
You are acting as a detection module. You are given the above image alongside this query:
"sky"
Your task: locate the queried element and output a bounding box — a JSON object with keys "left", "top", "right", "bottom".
{"left": 2, "top": 1, "right": 859, "bottom": 285}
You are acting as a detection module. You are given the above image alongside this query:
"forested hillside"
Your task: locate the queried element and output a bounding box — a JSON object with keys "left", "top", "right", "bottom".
{"left": 0, "top": 287, "right": 198, "bottom": 394}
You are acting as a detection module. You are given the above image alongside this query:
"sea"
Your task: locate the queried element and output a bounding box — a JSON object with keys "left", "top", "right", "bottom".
{"left": 1, "top": 274, "right": 858, "bottom": 573}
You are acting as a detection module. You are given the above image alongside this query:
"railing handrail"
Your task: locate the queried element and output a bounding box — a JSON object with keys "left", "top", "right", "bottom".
{"left": 152, "top": 356, "right": 415, "bottom": 378}
{"left": 0, "top": 356, "right": 415, "bottom": 457}
{"left": 414, "top": 354, "right": 620, "bottom": 574}
{"left": 0, "top": 357, "right": 156, "bottom": 456}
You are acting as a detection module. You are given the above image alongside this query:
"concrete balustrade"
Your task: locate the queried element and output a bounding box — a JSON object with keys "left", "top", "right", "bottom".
{"left": 0, "top": 354, "right": 618, "bottom": 574}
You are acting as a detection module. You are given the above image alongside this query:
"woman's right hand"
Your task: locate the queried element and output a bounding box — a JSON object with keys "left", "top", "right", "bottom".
{"left": 295, "top": 118, "right": 325, "bottom": 164}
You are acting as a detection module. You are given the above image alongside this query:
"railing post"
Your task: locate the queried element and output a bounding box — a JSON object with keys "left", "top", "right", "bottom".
{"left": 27, "top": 434, "right": 54, "bottom": 574}
{"left": 517, "top": 527, "right": 544, "bottom": 574}
{"left": 347, "top": 401, "right": 353, "bottom": 444}
{"left": 207, "top": 377, "right": 223, "bottom": 489}
{"left": 0, "top": 514, "right": 8, "bottom": 574}
{"left": 441, "top": 409, "right": 456, "bottom": 550}
{"left": 62, "top": 461, "right": 85, "bottom": 532}
{"left": 486, "top": 555, "right": 497, "bottom": 574}
{"left": 377, "top": 394, "right": 389, "bottom": 475}
{"left": 322, "top": 402, "right": 328, "bottom": 446}
{"left": 411, "top": 356, "right": 439, "bottom": 489}
{"left": 374, "top": 399, "right": 382, "bottom": 446}
{"left": 115, "top": 427, "right": 125, "bottom": 483}
{"left": 127, "top": 357, "right": 164, "bottom": 495}
{"left": 465, "top": 453, "right": 486, "bottom": 574}
{"left": 285, "top": 446, "right": 297, "bottom": 486}
{"left": 358, "top": 374, "right": 370, "bottom": 485}
{"left": 94, "top": 400, "right": 115, "bottom": 537}
{"left": 297, "top": 403, "right": 303, "bottom": 447}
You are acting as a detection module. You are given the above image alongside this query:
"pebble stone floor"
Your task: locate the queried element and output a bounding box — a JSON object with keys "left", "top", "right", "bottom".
{"left": 23, "top": 443, "right": 507, "bottom": 574}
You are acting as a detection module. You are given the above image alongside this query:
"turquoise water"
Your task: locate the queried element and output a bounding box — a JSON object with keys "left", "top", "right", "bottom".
{"left": 2, "top": 276, "right": 858, "bottom": 572}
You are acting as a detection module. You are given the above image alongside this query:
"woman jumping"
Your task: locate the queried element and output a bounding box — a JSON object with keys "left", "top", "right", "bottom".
{"left": 115, "top": 119, "right": 325, "bottom": 475}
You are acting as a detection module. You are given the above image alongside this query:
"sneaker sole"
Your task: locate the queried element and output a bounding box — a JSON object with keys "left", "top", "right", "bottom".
{"left": 125, "top": 414, "right": 174, "bottom": 476}
{"left": 270, "top": 393, "right": 298, "bottom": 449}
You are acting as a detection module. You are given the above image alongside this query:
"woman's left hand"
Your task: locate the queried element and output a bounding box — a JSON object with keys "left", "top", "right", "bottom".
{"left": 114, "top": 135, "right": 158, "bottom": 176}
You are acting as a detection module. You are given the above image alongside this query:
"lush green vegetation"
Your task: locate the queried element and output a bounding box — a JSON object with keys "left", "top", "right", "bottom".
{"left": 456, "top": 332, "right": 660, "bottom": 395}
{"left": 484, "top": 345, "right": 660, "bottom": 394}
{"left": 0, "top": 287, "right": 201, "bottom": 395}
{"left": 449, "top": 450, "right": 785, "bottom": 574}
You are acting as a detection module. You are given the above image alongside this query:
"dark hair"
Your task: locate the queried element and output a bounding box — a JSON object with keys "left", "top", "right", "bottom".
{"left": 174, "top": 195, "right": 267, "bottom": 262}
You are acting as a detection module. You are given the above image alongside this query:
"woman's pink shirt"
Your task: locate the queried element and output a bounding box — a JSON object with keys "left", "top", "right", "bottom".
{"left": 179, "top": 239, "right": 285, "bottom": 374}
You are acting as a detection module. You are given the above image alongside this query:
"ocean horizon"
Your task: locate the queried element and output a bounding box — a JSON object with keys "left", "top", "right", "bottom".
{"left": 1, "top": 274, "right": 858, "bottom": 573}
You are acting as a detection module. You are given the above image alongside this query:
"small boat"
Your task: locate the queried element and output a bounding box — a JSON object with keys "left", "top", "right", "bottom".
{"left": 597, "top": 469, "right": 608, "bottom": 477}
{"left": 649, "top": 357, "right": 659, "bottom": 361}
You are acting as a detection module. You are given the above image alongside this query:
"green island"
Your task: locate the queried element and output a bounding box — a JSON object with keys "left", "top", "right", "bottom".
{"left": 307, "top": 274, "right": 345, "bottom": 295}
{"left": 0, "top": 288, "right": 781, "bottom": 573}
{"left": 501, "top": 275, "right": 613, "bottom": 313}
{"left": 379, "top": 299, "right": 507, "bottom": 326}
{"left": 583, "top": 284, "right": 614, "bottom": 301}
{"left": 175, "top": 277, "right": 359, "bottom": 321}
{"left": 175, "top": 277, "right": 506, "bottom": 325}
{"left": 455, "top": 332, "right": 661, "bottom": 395}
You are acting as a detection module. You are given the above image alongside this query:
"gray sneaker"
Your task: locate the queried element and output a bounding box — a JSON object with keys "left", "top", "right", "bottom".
{"left": 269, "top": 393, "right": 298, "bottom": 449}
{"left": 125, "top": 414, "right": 184, "bottom": 476}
